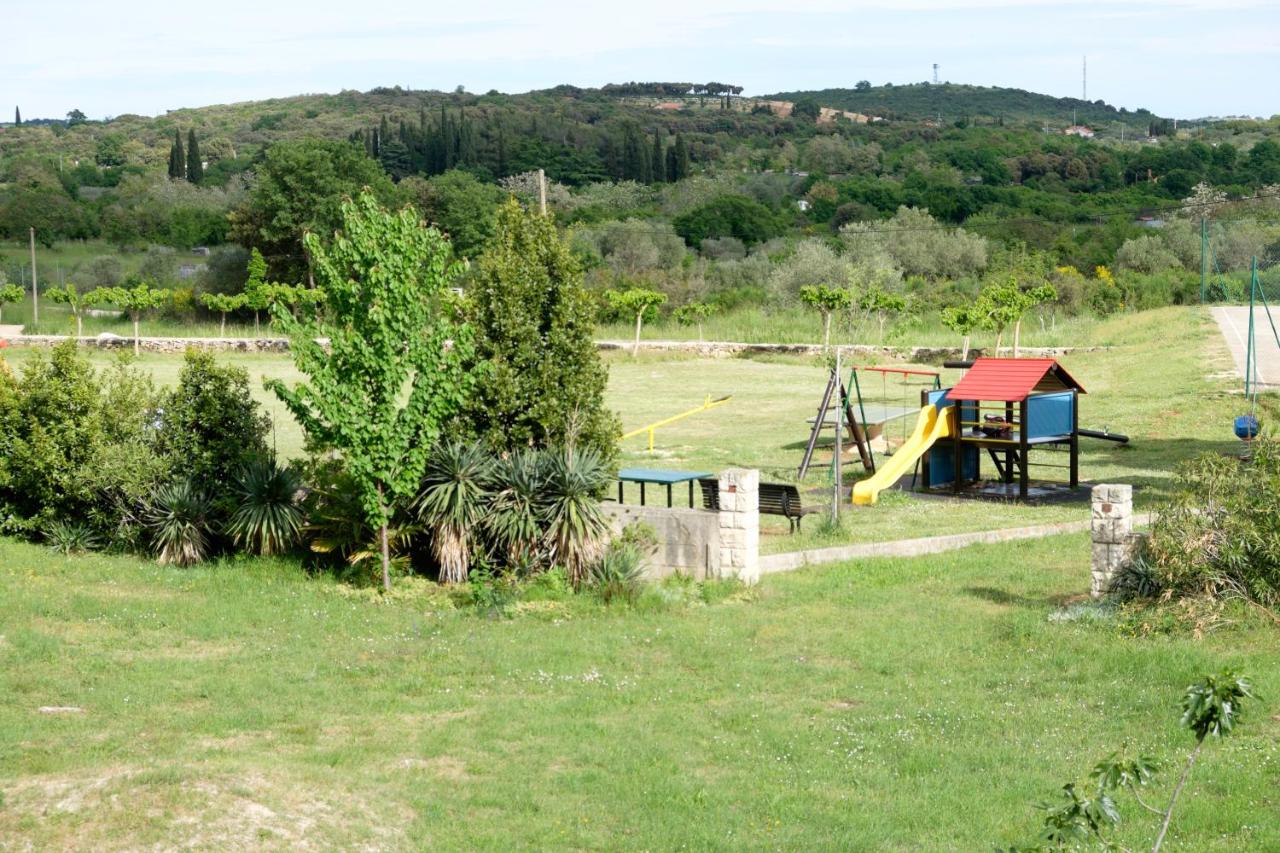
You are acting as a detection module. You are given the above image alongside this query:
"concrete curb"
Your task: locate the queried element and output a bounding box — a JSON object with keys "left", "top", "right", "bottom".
{"left": 759, "top": 513, "right": 1153, "bottom": 574}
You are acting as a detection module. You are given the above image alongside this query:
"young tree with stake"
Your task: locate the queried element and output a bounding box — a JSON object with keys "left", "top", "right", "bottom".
{"left": 799, "top": 283, "right": 853, "bottom": 348}
{"left": 200, "top": 292, "right": 246, "bottom": 337}
{"left": 941, "top": 304, "right": 981, "bottom": 360}
{"left": 87, "top": 280, "right": 170, "bottom": 355}
{"left": 606, "top": 288, "right": 667, "bottom": 356}
{"left": 266, "top": 190, "right": 473, "bottom": 593}
{"left": 673, "top": 301, "right": 716, "bottom": 342}
{"left": 45, "top": 283, "right": 89, "bottom": 337}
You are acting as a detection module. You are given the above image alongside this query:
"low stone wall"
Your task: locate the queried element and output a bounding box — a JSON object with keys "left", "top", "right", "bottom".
{"left": 601, "top": 503, "right": 721, "bottom": 580}
{"left": 1, "top": 332, "right": 1106, "bottom": 362}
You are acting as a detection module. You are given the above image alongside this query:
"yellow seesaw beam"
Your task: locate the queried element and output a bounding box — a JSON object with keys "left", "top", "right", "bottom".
{"left": 622, "top": 395, "right": 733, "bottom": 452}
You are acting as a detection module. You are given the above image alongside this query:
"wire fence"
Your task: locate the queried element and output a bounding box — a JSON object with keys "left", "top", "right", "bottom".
{"left": 1197, "top": 215, "right": 1280, "bottom": 303}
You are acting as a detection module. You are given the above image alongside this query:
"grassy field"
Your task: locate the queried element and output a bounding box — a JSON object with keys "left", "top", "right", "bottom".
{"left": 1, "top": 532, "right": 1276, "bottom": 849}
{"left": 1, "top": 306, "right": 1269, "bottom": 553}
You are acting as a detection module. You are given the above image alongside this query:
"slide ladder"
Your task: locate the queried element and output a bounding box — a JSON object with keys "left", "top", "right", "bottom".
{"left": 852, "top": 403, "right": 955, "bottom": 506}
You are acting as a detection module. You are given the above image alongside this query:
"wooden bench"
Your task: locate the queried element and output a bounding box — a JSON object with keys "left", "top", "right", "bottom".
{"left": 698, "top": 479, "right": 822, "bottom": 533}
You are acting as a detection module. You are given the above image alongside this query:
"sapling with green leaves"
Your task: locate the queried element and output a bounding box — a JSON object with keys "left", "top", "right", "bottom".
{"left": 976, "top": 274, "right": 1057, "bottom": 357}
{"left": 200, "top": 292, "right": 246, "bottom": 337}
{"left": 798, "top": 283, "right": 852, "bottom": 348}
{"left": 243, "top": 248, "right": 269, "bottom": 336}
{"left": 941, "top": 304, "right": 981, "bottom": 360}
{"left": 606, "top": 288, "right": 667, "bottom": 356}
{"left": 858, "top": 284, "right": 908, "bottom": 342}
{"left": 266, "top": 190, "right": 473, "bottom": 593}
{"left": 86, "top": 279, "right": 170, "bottom": 356}
{"left": 0, "top": 282, "right": 24, "bottom": 326}
{"left": 673, "top": 301, "right": 716, "bottom": 342}
{"left": 1006, "top": 669, "right": 1256, "bottom": 853}
{"left": 45, "top": 283, "right": 88, "bottom": 337}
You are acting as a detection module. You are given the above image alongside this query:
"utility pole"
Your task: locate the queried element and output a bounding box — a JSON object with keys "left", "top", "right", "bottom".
{"left": 29, "top": 227, "right": 38, "bottom": 327}
{"left": 537, "top": 168, "right": 547, "bottom": 216}
{"left": 832, "top": 347, "right": 843, "bottom": 523}
{"left": 1082, "top": 55, "right": 1087, "bottom": 101}
{"left": 1200, "top": 217, "right": 1209, "bottom": 303}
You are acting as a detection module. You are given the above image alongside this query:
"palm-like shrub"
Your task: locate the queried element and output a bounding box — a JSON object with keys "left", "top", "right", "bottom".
{"left": 144, "top": 480, "right": 213, "bottom": 566}
{"left": 485, "top": 449, "right": 547, "bottom": 568}
{"left": 44, "top": 521, "right": 101, "bottom": 555}
{"left": 590, "top": 543, "right": 645, "bottom": 605}
{"left": 541, "top": 448, "right": 611, "bottom": 587}
{"left": 414, "top": 442, "right": 493, "bottom": 584}
{"left": 302, "top": 464, "right": 418, "bottom": 583}
{"left": 227, "top": 460, "right": 303, "bottom": 556}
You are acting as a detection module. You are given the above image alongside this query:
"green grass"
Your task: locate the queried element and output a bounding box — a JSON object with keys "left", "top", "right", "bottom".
{"left": 1, "top": 533, "right": 1275, "bottom": 849}
{"left": 3, "top": 306, "right": 1271, "bottom": 553}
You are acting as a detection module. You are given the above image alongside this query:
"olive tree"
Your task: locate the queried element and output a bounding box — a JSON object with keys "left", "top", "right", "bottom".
{"left": 267, "top": 190, "right": 473, "bottom": 592}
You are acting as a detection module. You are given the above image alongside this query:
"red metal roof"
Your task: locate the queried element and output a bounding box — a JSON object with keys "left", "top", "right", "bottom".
{"left": 947, "top": 357, "right": 1085, "bottom": 402}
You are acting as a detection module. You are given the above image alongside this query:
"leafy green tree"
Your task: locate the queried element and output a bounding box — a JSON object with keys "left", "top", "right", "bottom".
{"left": 791, "top": 97, "right": 821, "bottom": 122}
{"left": 456, "top": 199, "right": 619, "bottom": 463}
{"left": 975, "top": 274, "right": 1056, "bottom": 356}
{"left": 651, "top": 129, "right": 665, "bottom": 184}
{"left": 941, "top": 305, "right": 981, "bottom": 360}
{"left": 673, "top": 194, "right": 780, "bottom": 247}
{"left": 186, "top": 129, "right": 203, "bottom": 184}
{"left": 672, "top": 133, "right": 691, "bottom": 181}
{"left": 200, "top": 292, "right": 246, "bottom": 336}
{"left": 606, "top": 288, "right": 667, "bottom": 356}
{"left": 858, "top": 285, "right": 908, "bottom": 341}
{"left": 86, "top": 280, "right": 170, "bottom": 355}
{"left": 799, "top": 284, "right": 853, "bottom": 347}
{"left": 673, "top": 301, "right": 716, "bottom": 341}
{"left": 66, "top": 109, "right": 87, "bottom": 126}
{"left": 45, "top": 283, "right": 89, "bottom": 337}
{"left": 228, "top": 139, "right": 400, "bottom": 281}
{"left": 267, "top": 190, "right": 472, "bottom": 592}
{"left": 0, "top": 282, "right": 23, "bottom": 326}
{"left": 402, "top": 170, "right": 505, "bottom": 258}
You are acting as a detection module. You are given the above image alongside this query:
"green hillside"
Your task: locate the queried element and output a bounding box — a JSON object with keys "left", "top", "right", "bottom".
{"left": 766, "top": 83, "right": 1165, "bottom": 131}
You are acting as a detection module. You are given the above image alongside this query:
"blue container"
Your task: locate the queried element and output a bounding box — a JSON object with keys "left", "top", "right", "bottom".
{"left": 1234, "top": 415, "right": 1260, "bottom": 441}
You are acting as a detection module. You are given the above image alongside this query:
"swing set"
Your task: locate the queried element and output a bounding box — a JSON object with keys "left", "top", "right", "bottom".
{"left": 1236, "top": 257, "right": 1279, "bottom": 443}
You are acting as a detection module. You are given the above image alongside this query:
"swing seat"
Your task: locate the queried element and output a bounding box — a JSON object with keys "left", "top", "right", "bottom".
{"left": 1235, "top": 415, "right": 1260, "bottom": 441}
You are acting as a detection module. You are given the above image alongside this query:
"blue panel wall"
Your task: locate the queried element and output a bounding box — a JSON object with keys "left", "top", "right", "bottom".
{"left": 926, "top": 387, "right": 977, "bottom": 487}
{"left": 1026, "top": 392, "right": 1074, "bottom": 440}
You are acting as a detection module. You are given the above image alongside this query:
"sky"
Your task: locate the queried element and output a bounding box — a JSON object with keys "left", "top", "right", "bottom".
{"left": 5, "top": 0, "right": 1278, "bottom": 121}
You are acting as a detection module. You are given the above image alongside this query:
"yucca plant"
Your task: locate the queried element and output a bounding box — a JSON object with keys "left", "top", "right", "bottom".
{"left": 144, "top": 480, "right": 213, "bottom": 567}
{"left": 590, "top": 543, "right": 646, "bottom": 605}
{"left": 485, "top": 449, "right": 548, "bottom": 568}
{"left": 541, "top": 447, "right": 611, "bottom": 588}
{"left": 414, "top": 442, "right": 493, "bottom": 584}
{"left": 44, "top": 521, "right": 101, "bottom": 555}
{"left": 226, "top": 459, "right": 304, "bottom": 556}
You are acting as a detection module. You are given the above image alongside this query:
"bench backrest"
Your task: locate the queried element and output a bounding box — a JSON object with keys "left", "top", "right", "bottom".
{"left": 700, "top": 479, "right": 803, "bottom": 518}
{"left": 697, "top": 478, "right": 720, "bottom": 510}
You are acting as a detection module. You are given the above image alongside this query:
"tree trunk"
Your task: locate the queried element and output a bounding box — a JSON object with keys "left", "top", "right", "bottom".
{"left": 133, "top": 317, "right": 140, "bottom": 356}
{"left": 961, "top": 334, "right": 970, "bottom": 361}
{"left": 378, "top": 484, "right": 391, "bottom": 593}
{"left": 822, "top": 312, "right": 832, "bottom": 348}
{"left": 994, "top": 330, "right": 1003, "bottom": 357}
{"left": 632, "top": 311, "right": 643, "bottom": 357}
{"left": 1013, "top": 318, "right": 1022, "bottom": 357}
{"left": 220, "top": 313, "right": 227, "bottom": 337}
{"left": 1153, "top": 737, "right": 1204, "bottom": 853}
{"left": 697, "top": 321, "right": 703, "bottom": 343}
{"left": 75, "top": 314, "right": 82, "bottom": 338}
{"left": 254, "top": 311, "right": 260, "bottom": 338}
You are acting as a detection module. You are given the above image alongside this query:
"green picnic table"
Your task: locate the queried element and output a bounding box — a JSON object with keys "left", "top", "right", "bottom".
{"left": 617, "top": 467, "right": 712, "bottom": 508}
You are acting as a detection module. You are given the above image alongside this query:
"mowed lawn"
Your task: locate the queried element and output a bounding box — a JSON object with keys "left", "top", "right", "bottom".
{"left": 1, "top": 533, "right": 1277, "bottom": 850}
{"left": 4, "top": 306, "right": 1259, "bottom": 552}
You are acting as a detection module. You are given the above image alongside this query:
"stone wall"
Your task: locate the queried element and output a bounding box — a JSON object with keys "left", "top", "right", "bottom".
{"left": 601, "top": 503, "right": 721, "bottom": 581}
{"left": 0, "top": 334, "right": 292, "bottom": 353}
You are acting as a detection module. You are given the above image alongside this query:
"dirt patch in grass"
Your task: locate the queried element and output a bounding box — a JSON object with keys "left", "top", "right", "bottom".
{"left": 396, "top": 756, "right": 470, "bottom": 780}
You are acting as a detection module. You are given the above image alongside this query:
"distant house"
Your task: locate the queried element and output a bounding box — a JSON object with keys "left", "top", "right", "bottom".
{"left": 652, "top": 102, "right": 684, "bottom": 111}
{"left": 1135, "top": 215, "right": 1165, "bottom": 229}
{"left": 797, "top": 199, "right": 811, "bottom": 212}
{"left": 1064, "top": 125, "right": 1095, "bottom": 138}
{"left": 191, "top": 246, "right": 211, "bottom": 256}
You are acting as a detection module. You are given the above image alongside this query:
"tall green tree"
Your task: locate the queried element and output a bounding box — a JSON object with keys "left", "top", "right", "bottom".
{"left": 455, "top": 199, "right": 619, "bottom": 462}
{"left": 606, "top": 288, "right": 667, "bottom": 356}
{"left": 228, "top": 139, "right": 400, "bottom": 282}
{"left": 168, "top": 129, "right": 185, "bottom": 180}
{"left": 651, "top": 129, "right": 665, "bottom": 184}
{"left": 13, "top": 106, "right": 19, "bottom": 126}
{"left": 267, "top": 190, "right": 472, "bottom": 592}
{"left": 186, "top": 129, "right": 203, "bottom": 184}
{"left": 673, "top": 133, "right": 690, "bottom": 180}
{"left": 86, "top": 280, "right": 170, "bottom": 355}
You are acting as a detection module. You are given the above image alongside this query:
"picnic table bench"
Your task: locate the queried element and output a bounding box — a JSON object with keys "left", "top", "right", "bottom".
{"left": 617, "top": 468, "right": 712, "bottom": 508}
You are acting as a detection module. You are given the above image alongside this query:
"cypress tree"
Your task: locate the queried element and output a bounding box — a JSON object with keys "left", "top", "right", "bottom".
{"left": 666, "top": 146, "right": 678, "bottom": 182}
{"left": 168, "top": 129, "right": 186, "bottom": 180}
{"left": 186, "top": 129, "right": 203, "bottom": 184}
{"left": 651, "top": 129, "right": 664, "bottom": 183}
{"left": 495, "top": 125, "right": 508, "bottom": 178}
{"left": 673, "top": 133, "right": 691, "bottom": 181}
{"left": 14, "top": 106, "right": 20, "bottom": 126}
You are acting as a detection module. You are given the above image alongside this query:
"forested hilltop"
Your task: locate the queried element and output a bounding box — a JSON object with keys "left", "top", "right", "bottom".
{"left": 2, "top": 81, "right": 1279, "bottom": 342}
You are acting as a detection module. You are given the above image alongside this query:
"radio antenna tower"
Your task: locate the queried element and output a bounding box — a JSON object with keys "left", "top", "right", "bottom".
{"left": 1082, "top": 55, "right": 1087, "bottom": 101}
{"left": 932, "top": 63, "right": 939, "bottom": 84}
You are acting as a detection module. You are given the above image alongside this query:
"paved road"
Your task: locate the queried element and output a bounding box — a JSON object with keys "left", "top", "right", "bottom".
{"left": 1212, "top": 306, "right": 1280, "bottom": 389}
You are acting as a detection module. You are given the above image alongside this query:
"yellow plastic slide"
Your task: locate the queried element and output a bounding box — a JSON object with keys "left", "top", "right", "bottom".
{"left": 852, "top": 403, "right": 955, "bottom": 506}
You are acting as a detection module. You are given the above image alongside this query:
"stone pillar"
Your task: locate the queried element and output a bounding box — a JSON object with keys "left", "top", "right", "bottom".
{"left": 1091, "top": 484, "right": 1133, "bottom": 598}
{"left": 718, "top": 468, "right": 760, "bottom": 585}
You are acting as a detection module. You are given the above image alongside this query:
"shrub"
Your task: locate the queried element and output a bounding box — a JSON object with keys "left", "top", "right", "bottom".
{"left": 1141, "top": 439, "right": 1280, "bottom": 605}
{"left": 541, "top": 448, "right": 611, "bottom": 587}
{"left": 155, "top": 349, "right": 270, "bottom": 509}
{"left": 44, "top": 521, "right": 101, "bottom": 555}
{"left": 590, "top": 543, "right": 646, "bottom": 605}
{"left": 226, "top": 460, "right": 303, "bottom": 556}
{"left": 145, "top": 479, "right": 214, "bottom": 566}
{"left": 485, "top": 449, "right": 548, "bottom": 568}
{"left": 414, "top": 442, "right": 492, "bottom": 584}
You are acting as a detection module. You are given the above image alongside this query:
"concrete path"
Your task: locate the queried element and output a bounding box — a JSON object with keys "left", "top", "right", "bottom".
{"left": 1212, "top": 305, "right": 1280, "bottom": 388}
